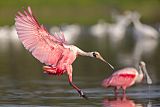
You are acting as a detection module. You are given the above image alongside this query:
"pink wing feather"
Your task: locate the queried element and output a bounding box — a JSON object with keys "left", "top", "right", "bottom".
{"left": 15, "top": 6, "right": 66, "bottom": 65}
{"left": 102, "top": 68, "right": 137, "bottom": 87}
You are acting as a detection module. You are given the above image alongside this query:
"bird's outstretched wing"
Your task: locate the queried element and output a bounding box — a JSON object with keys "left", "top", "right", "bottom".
{"left": 15, "top": 6, "right": 66, "bottom": 65}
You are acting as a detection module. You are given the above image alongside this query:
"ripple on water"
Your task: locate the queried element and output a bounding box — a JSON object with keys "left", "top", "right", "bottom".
{"left": 0, "top": 75, "right": 160, "bottom": 107}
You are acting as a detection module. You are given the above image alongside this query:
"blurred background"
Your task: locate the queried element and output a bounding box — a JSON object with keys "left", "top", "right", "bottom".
{"left": 0, "top": 0, "right": 160, "bottom": 106}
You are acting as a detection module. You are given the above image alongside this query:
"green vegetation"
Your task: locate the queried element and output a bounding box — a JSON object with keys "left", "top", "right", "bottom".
{"left": 0, "top": 0, "right": 160, "bottom": 25}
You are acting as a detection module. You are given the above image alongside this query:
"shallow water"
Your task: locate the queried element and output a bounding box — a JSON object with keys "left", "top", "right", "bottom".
{"left": 0, "top": 30, "right": 160, "bottom": 106}
{"left": 0, "top": 75, "right": 160, "bottom": 107}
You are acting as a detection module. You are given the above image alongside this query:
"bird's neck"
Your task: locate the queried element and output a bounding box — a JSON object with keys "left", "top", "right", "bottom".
{"left": 133, "top": 18, "right": 142, "bottom": 28}
{"left": 117, "top": 17, "right": 130, "bottom": 27}
{"left": 76, "top": 47, "right": 93, "bottom": 57}
{"left": 63, "top": 44, "right": 92, "bottom": 57}
{"left": 138, "top": 66, "right": 143, "bottom": 75}
{"left": 136, "top": 66, "right": 144, "bottom": 83}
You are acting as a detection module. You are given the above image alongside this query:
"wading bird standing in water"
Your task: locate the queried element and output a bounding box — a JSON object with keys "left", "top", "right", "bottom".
{"left": 15, "top": 6, "right": 114, "bottom": 99}
{"left": 102, "top": 61, "right": 152, "bottom": 96}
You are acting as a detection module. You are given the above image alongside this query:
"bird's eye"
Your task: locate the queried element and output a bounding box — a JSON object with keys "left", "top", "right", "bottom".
{"left": 93, "top": 52, "right": 97, "bottom": 57}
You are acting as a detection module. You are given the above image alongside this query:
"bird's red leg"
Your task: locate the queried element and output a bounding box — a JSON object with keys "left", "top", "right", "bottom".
{"left": 122, "top": 87, "right": 126, "bottom": 97}
{"left": 114, "top": 87, "right": 119, "bottom": 97}
{"left": 66, "top": 65, "right": 88, "bottom": 99}
{"left": 122, "top": 94, "right": 127, "bottom": 101}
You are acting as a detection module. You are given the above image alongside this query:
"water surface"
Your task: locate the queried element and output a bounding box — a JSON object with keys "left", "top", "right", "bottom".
{"left": 0, "top": 29, "right": 160, "bottom": 106}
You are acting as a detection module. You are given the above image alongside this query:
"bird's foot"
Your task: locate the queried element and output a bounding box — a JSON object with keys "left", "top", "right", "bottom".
{"left": 78, "top": 90, "right": 88, "bottom": 100}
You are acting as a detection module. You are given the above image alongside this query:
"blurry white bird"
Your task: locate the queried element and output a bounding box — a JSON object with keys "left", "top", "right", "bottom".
{"left": 9, "top": 26, "right": 21, "bottom": 49}
{"left": 49, "top": 26, "right": 60, "bottom": 34}
{"left": 106, "top": 11, "right": 132, "bottom": 46}
{"left": 90, "top": 12, "right": 132, "bottom": 48}
{"left": 132, "top": 12, "right": 159, "bottom": 40}
{"left": 131, "top": 12, "right": 159, "bottom": 66}
{"left": 0, "top": 26, "right": 10, "bottom": 52}
{"left": 90, "top": 19, "right": 108, "bottom": 38}
{"left": 50, "top": 24, "right": 81, "bottom": 44}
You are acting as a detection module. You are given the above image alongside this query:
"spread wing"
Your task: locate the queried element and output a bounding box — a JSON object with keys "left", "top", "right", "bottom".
{"left": 15, "top": 6, "right": 66, "bottom": 65}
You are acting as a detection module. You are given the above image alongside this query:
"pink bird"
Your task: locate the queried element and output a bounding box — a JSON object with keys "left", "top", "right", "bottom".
{"left": 102, "top": 61, "right": 152, "bottom": 96}
{"left": 15, "top": 6, "right": 114, "bottom": 99}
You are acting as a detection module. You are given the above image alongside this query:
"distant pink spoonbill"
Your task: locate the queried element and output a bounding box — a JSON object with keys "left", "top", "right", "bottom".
{"left": 15, "top": 6, "right": 114, "bottom": 99}
{"left": 102, "top": 61, "right": 152, "bottom": 95}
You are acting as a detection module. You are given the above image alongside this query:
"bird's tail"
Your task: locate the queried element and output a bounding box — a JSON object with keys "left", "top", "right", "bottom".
{"left": 43, "top": 65, "right": 64, "bottom": 76}
{"left": 102, "top": 78, "right": 111, "bottom": 88}
{"left": 43, "top": 65, "right": 56, "bottom": 74}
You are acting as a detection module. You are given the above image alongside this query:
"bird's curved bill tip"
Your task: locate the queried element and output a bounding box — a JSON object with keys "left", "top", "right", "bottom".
{"left": 99, "top": 57, "right": 114, "bottom": 70}
{"left": 143, "top": 66, "right": 152, "bottom": 85}
{"left": 147, "top": 76, "right": 152, "bottom": 84}
{"left": 147, "top": 80, "right": 152, "bottom": 85}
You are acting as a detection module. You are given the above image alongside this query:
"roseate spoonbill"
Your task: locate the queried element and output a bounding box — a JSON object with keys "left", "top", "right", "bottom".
{"left": 102, "top": 61, "right": 152, "bottom": 95}
{"left": 15, "top": 6, "right": 114, "bottom": 99}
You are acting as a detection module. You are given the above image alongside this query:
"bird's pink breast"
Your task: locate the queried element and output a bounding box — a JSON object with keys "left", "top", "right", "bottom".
{"left": 58, "top": 48, "right": 77, "bottom": 65}
{"left": 44, "top": 48, "right": 77, "bottom": 75}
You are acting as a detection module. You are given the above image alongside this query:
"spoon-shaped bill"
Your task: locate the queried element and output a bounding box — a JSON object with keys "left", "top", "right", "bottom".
{"left": 142, "top": 66, "right": 152, "bottom": 84}
{"left": 98, "top": 56, "right": 114, "bottom": 70}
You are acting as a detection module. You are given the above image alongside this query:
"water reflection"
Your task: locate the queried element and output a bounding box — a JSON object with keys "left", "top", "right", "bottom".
{"left": 103, "top": 96, "right": 152, "bottom": 107}
{"left": 0, "top": 74, "right": 160, "bottom": 106}
{"left": 103, "top": 96, "right": 138, "bottom": 107}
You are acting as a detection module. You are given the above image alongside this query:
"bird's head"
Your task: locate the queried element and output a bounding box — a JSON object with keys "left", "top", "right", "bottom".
{"left": 139, "top": 61, "right": 146, "bottom": 67}
{"left": 131, "top": 11, "right": 141, "bottom": 21}
{"left": 91, "top": 51, "right": 114, "bottom": 70}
